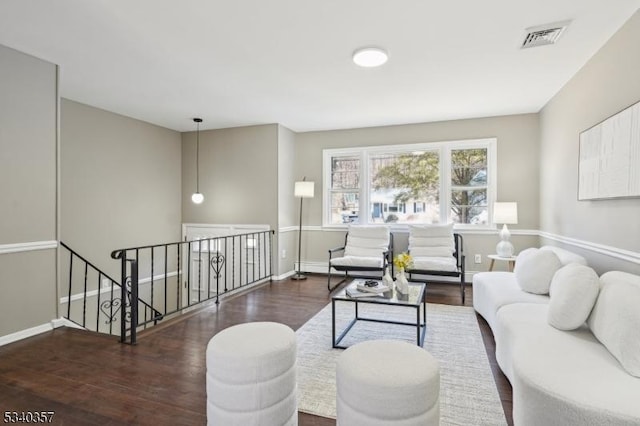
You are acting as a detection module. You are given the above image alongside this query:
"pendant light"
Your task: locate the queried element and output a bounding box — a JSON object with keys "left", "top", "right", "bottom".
{"left": 191, "top": 118, "right": 204, "bottom": 204}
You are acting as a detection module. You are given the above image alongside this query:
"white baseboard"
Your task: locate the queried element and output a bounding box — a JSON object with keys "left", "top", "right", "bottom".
{"left": 52, "top": 317, "right": 85, "bottom": 330}
{"left": 274, "top": 270, "right": 296, "bottom": 280}
{"left": 0, "top": 321, "right": 52, "bottom": 347}
{"left": 1, "top": 318, "right": 89, "bottom": 347}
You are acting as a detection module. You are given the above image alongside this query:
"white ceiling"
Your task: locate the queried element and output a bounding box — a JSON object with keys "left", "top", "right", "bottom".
{"left": 0, "top": 1, "right": 638, "bottom": 132}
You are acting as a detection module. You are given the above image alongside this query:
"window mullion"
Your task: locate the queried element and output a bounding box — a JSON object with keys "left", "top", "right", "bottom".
{"left": 360, "top": 150, "right": 369, "bottom": 225}
{"left": 440, "top": 146, "right": 451, "bottom": 223}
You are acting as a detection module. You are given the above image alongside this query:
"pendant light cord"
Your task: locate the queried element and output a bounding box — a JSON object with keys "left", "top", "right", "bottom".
{"left": 196, "top": 120, "right": 200, "bottom": 193}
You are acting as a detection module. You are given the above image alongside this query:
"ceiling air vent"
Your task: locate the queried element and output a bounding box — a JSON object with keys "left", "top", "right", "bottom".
{"left": 521, "top": 20, "right": 571, "bottom": 49}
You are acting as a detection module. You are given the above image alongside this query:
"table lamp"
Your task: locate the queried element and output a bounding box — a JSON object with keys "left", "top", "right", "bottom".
{"left": 493, "top": 202, "right": 518, "bottom": 257}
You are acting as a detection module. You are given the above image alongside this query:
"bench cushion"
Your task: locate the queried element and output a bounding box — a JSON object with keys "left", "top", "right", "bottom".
{"left": 331, "top": 255, "right": 384, "bottom": 268}
{"left": 343, "top": 225, "right": 390, "bottom": 258}
{"left": 408, "top": 224, "right": 455, "bottom": 257}
{"left": 411, "top": 256, "right": 457, "bottom": 272}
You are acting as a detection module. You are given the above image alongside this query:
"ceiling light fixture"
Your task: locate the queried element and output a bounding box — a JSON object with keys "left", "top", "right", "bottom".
{"left": 352, "top": 47, "right": 388, "bottom": 67}
{"left": 191, "top": 117, "right": 204, "bottom": 204}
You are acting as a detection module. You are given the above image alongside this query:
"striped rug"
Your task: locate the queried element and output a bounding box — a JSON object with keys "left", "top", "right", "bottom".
{"left": 296, "top": 301, "right": 507, "bottom": 425}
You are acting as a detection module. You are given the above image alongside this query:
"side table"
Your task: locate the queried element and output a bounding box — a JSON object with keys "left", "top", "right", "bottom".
{"left": 488, "top": 254, "right": 516, "bottom": 272}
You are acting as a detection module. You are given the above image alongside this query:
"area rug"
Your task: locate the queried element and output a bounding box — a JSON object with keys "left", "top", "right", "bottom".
{"left": 296, "top": 301, "right": 507, "bottom": 425}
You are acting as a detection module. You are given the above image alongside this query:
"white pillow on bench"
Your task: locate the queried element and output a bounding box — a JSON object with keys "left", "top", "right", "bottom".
{"left": 408, "top": 224, "right": 455, "bottom": 258}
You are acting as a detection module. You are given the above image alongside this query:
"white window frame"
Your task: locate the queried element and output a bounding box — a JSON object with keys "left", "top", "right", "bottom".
{"left": 322, "top": 138, "right": 497, "bottom": 230}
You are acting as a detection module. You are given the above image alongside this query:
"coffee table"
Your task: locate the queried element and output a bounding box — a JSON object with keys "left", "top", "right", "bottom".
{"left": 331, "top": 281, "right": 426, "bottom": 349}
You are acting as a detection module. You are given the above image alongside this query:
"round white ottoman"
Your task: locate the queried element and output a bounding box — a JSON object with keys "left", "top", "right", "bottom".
{"left": 206, "top": 322, "right": 297, "bottom": 426}
{"left": 336, "top": 340, "right": 440, "bottom": 426}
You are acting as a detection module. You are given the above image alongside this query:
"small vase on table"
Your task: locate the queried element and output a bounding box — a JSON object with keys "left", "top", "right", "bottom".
{"left": 396, "top": 268, "right": 409, "bottom": 295}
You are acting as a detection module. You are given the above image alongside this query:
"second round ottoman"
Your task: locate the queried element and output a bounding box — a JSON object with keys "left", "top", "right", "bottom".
{"left": 336, "top": 339, "right": 440, "bottom": 426}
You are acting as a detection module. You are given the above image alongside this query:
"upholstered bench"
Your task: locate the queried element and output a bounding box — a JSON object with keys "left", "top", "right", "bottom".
{"left": 206, "top": 322, "right": 297, "bottom": 426}
{"left": 336, "top": 339, "right": 440, "bottom": 425}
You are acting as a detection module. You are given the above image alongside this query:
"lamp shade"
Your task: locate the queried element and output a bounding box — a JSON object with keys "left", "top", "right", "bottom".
{"left": 294, "top": 181, "right": 315, "bottom": 198}
{"left": 493, "top": 202, "right": 518, "bottom": 224}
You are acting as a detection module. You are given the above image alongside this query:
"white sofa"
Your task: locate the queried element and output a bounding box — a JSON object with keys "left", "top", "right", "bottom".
{"left": 473, "top": 246, "right": 586, "bottom": 331}
{"left": 473, "top": 246, "right": 640, "bottom": 426}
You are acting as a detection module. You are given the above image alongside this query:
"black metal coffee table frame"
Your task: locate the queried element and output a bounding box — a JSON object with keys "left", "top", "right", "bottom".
{"left": 331, "top": 282, "right": 426, "bottom": 349}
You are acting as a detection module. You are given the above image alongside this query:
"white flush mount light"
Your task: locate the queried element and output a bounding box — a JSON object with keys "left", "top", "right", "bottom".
{"left": 353, "top": 47, "right": 388, "bottom": 67}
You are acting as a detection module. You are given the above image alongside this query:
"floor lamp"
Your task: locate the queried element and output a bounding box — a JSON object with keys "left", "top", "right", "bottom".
{"left": 293, "top": 178, "right": 315, "bottom": 280}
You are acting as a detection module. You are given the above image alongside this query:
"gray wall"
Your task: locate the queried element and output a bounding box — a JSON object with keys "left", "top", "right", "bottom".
{"left": 294, "top": 114, "right": 541, "bottom": 273}
{"left": 539, "top": 10, "right": 640, "bottom": 275}
{"left": 182, "top": 123, "right": 279, "bottom": 228}
{"left": 0, "top": 45, "right": 58, "bottom": 336}
{"left": 181, "top": 124, "right": 282, "bottom": 274}
{"left": 60, "top": 99, "right": 182, "bottom": 279}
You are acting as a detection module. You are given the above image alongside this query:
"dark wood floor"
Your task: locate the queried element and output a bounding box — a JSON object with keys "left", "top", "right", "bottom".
{"left": 0, "top": 276, "right": 512, "bottom": 425}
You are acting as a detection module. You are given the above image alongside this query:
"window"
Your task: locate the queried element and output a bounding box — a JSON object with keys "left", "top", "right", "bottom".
{"left": 328, "top": 156, "right": 360, "bottom": 224}
{"left": 451, "top": 148, "right": 489, "bottom": 225}
{"left": 323, "top": 138, "right": 496, "bottom": 227}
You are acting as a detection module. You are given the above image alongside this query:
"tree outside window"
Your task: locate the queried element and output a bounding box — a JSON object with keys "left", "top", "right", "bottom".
{"left": 371, "top": 152, "right": 440, "bottom": 224}
{"left": 451, "top": 148, "right": 488, "bottom": 224}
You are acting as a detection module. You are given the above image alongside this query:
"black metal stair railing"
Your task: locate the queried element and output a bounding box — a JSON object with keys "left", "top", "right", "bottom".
{"left": 59, "top": 242, "right": 163, "bottom": 338}
{"left": 111, "top": 229, "right": 275, "bottom": 345}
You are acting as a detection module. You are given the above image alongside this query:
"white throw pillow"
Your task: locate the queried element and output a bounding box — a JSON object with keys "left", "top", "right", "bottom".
{"left": 515, "top": 248, "right": 562, "bottom": 294}
{"left": 513, "top": 248, "right": 537, "bottom": 274}
{"left": 588, "top": 271, "right": 640, "bottom": 377}
{"left": 547, "top": 263, "right": 600, "bottom": 330}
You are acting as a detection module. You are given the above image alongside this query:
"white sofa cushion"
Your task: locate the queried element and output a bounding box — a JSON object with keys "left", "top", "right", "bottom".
{"left": 514, "top": 248, "right": 562, "bottom": 295}
{"left": 330, "top": 255, "right": 383, "bottom": 268}
{"left": 588, "top": 271, "right": 640, "bottom": 378}
{"left": 408, "top": 223, "right": 453, "bottom": 238}
{"left": 540, "top": 245, "right": 588, "bottom": 266}
{"left": 343, "top": 225, "right": 390, "bottom": 258}
{"left": 473, "top": 272, "right": 549, "bottom": 331}
{"left": 547, "top": 263, "right": 600, "bottom": 331}
{"left": 410, "top": 245, "right": 454, "bottom": 257}
{"left": 408, "top": 224, "right": 454, "bottom": 257}
{"left": 410, "top": 256, "right": 457, "bottom": 272}
{"left": 495, "top": 303, "right": 640, "bottom": 426}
